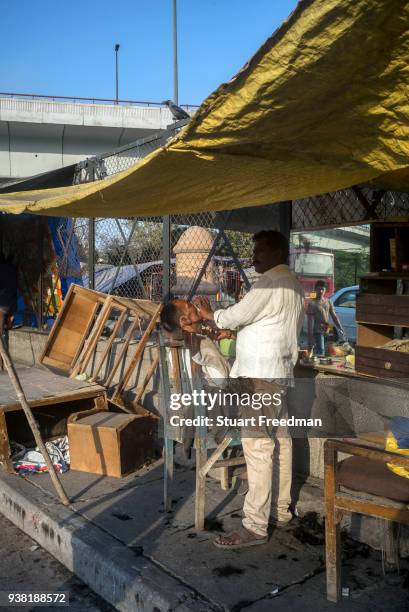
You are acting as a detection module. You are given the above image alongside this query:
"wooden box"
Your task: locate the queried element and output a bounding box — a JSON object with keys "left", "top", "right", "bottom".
{"left": 370, "top": 222, "right": 409, "bottom": 273}
{"left": 68, "top": 409, "right": 156, "bottom": 477}
{"left": 356, "top": 344, "right": 409, "bottom": 379}
{"left": 356, "top": 270, "right": 409, "bottom": 379}
{"left": 357, "top": 293, "right": 409, "bottom": 327}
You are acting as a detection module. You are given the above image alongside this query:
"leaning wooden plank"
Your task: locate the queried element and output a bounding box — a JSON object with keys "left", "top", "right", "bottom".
{"left": 133, "top": 352, "right": 159, "bottom": 406}
{"left": 199, "top": 436, "right": 233, "bottom": 478}
{"left": 40, "top": 283, "right": 75, "bottom": 365}
{"left": 195, "top": 438, "right": 207, "bottom": 530}
{"left": 73, "top": 296, "right": 114, "bottom": 375}
{"left": 71, "top": 296, "right": 114, "bottom": 377}
{"left": 0, "top": 335, "right": 70, "bottom": 506}
{"left": 111, "top": 304, "right": 162, "bottom": 402}
{"left": 170, "top": 347, "right": 182, "bottom": 394}
{"left": 69, "top": 301, "right": 100, "bottom": 372}
{"left": 89, "top": 309, "right": 128, "bottom": 383}
{"left": 104, "top": 317, "right": 140, "bottom": 388}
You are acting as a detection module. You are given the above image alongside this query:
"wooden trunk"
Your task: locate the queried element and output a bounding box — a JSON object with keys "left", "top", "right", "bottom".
{"left": 68, "top": 409, "right": 157, "bottom": 477}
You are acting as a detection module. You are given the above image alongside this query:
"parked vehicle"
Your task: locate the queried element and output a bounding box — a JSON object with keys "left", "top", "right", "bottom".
{"left": 330, "top": 285, "right": 359, "bottom": 343}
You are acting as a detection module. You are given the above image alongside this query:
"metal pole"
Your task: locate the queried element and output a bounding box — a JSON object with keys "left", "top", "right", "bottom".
{"left": 88, "top": 218, "right": 95, "bottom": 290}
{"left": 172, "top": 0, "right": 179, "bottom": 104}
{"left": 160, "top": 0, "right": 179, "bottom": 302}
{"left": 37, "top": 222, "right": 44, "bottom": 330}
{"left": 115, "top": 44, "right": 120, "bottom": 104}
{"left": 279, "top": 201, "right": 292, "bottom": 263}
{"left": 162, "top": 216, "right": 171, "bottom": 301}
{"left": 0, "top": 335, "right": 70, "bottom": 506}
{"left": 219, "top": 229, "right": 251, "bottom": 291}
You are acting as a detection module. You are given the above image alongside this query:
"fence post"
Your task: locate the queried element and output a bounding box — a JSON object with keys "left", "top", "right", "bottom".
{"left": 88, "top": 218, "right": 95, "bottom": 289}
{"left": 162, "top": 216, "right": 171, "bottom": 301}
{"left": 279, "top": 201, "right": 292, "bottom": 258}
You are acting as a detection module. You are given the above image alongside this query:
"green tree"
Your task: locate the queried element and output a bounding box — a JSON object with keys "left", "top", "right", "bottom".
{"left": 334, "top": 250, "right": 369, "bottom": 289}
{"left": 216, "top": 230, "right": 253, "bottom": 259}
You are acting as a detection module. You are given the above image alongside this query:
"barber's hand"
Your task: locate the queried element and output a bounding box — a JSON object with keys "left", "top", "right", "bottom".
{"left": 215, "top": 330, "right": 234, "bottom": 341}
{"left": 193, "top": 296, "right": 214, "bottom": 320}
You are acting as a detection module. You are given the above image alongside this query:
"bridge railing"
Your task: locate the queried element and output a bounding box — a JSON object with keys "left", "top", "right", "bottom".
{"left": 0, "top": 91, "right": 199, "bottom": 110}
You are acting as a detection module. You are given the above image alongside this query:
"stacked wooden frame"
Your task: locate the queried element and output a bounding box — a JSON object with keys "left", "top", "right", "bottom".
{"left": 41, "top": 284, "right": 162, "bottom": 413}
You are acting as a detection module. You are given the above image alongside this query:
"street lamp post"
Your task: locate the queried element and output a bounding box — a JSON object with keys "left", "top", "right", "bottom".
{"left": 172, "top": 0, "right": 178, "bottom": 105}
{"left": 115, "top": 43, "right": 120, "bottom": 103}
{"left": 163, "top": 1, "right": 179, "bottom": 301}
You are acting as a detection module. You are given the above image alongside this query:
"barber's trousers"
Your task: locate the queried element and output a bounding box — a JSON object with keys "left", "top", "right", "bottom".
{"left": 239, "top": 378, "right": 292, "bottom": 537}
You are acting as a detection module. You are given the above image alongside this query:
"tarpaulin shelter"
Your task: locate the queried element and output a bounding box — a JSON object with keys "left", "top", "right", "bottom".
{"left": 0, "top": 0, "right": 408, "bottom": 219}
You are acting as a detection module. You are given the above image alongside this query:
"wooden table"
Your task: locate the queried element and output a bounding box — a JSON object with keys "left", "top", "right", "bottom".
{"left": 0, "top": 366, "right": 106, "bottom": 473}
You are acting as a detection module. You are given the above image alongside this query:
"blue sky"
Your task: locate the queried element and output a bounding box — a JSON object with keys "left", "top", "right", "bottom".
{"left": 0, "top": 0, "right": 298, "bottom": 105}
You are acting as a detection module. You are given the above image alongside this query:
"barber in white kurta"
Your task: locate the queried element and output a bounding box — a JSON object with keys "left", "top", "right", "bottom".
{"left": 195, "top": 231, "right": 304, "bottom": 546}
{"left": 214, "top": 264, "right": 304, "bottom": 382}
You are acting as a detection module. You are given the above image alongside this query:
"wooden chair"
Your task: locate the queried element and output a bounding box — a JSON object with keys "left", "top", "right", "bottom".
{"left": 324, "top": 436, "right": 409, "bottom": 602}
{"left": 158, "top": 333, "right": 246, "bottom": 528}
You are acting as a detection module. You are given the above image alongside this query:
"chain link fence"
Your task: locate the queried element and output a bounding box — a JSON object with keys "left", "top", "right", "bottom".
{"left": 42, "top": 120, "right": 409, "bottom": 322}
{"left": 293, "top": 186, "right": 409, "bottom": 230}
{"left": 46, "top": 210, "right": 253, "bottom": 318}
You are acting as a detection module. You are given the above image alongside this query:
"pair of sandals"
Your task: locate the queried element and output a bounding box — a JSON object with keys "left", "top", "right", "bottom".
{"left": 213, "top": 525, "right": 268, "bottom": 549}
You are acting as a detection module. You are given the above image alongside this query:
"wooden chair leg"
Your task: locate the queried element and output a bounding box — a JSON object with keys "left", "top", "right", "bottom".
{"left": 324, "top": 443, "right": 341, "bottom": 603}
{"left": 220, "top": 467, "right": 229, "bottom": 490}
{"left": 0, "top": 412, "right": 14, "bottom": 473}
{"left": 385, "top": 520, "right": 399, "bottom": 567}
{"left": 325, "top": 503, "right": 341, "bottom": 602}
{"left": 195, "top": 439, "right": 207, "bottom": 530}
{"left": 164, "top": 437, "right": 174, "bottom": 513}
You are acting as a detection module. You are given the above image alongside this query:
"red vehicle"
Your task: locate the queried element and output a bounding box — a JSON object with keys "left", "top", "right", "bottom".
{"left": 290, "top": 249, "right": 335, "bottom": 301}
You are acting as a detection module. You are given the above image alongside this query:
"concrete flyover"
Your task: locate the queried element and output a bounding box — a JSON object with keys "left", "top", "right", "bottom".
{"left": 0, "top": 94, "right": 195, "bottom": 180}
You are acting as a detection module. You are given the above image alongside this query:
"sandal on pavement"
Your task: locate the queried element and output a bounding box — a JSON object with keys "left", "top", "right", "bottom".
{"left": 213, "top": 525, "right": 268, "bottom": 549}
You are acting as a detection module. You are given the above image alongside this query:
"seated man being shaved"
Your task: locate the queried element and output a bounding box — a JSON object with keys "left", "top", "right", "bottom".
{"left": 160, "top": 299, "right": 231, "bottom": 387}
{"left": 160, "top": 299, "right": 234, "bottom": 462}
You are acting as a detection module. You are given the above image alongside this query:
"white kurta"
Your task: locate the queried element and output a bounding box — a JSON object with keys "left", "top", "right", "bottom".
{"left": 214, "top": 264, "right": 305, "bottom": 381}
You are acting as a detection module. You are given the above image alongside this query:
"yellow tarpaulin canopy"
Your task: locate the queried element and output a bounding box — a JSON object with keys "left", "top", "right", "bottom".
{"left": 1, "top": 0, "right": 409, "bottom": 218}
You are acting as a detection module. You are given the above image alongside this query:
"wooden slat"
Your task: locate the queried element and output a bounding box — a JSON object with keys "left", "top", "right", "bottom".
{"left": 213, "top": 456, "right": 247, "bottom": 469}
{"left": 357, "top": 294, "right": 409, "bottom": 326}
{"left": 70, "top": 301, "right": 100, "bottom": 370}
{"left": 133, "top": 353, "right": 159, "bottom": 405}
{"left": 72, "top": 296, "right": 114, "bottom": 377}
{"left": 199, "top": 436, "right": 232, "bottom": 478}
{"left": 326, "top": 438, "right": 409, "bottom": 469}
{"left": 111, "top": 304, "right": 162, "bottom": 401}
{"left": 334, "top": 494, "right": 409, "bottom": 523}
{"left": 104, "top": 317, "right": 140, "bottom": 388}
{"left": 90, "top": 309, "right": 128, "bottom": 383}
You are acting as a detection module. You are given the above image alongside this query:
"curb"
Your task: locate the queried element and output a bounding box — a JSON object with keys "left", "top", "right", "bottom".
{"left": 0, "top": 471, "right": 217, "bottom": 612}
